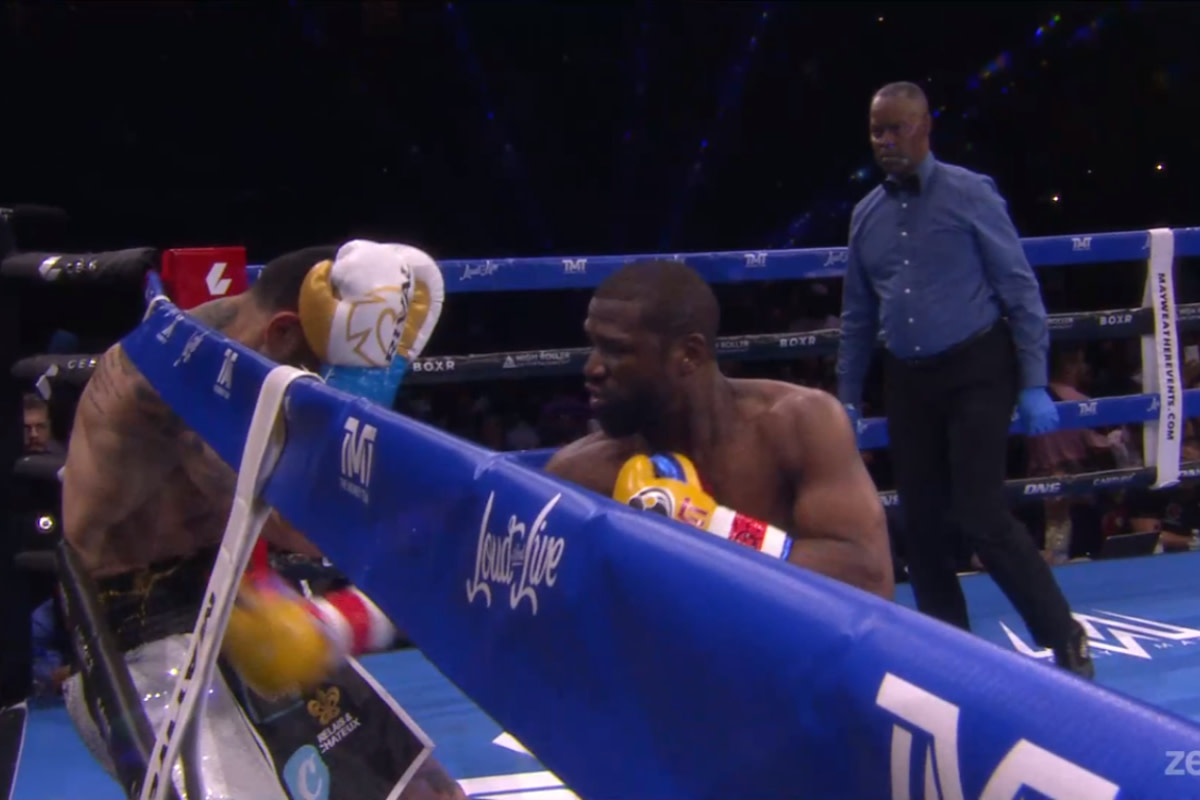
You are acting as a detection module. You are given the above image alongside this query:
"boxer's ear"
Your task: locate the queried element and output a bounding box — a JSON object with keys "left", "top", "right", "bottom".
{"left": 677, "top": 332, "right": 709, "bottom": 376}
{"left": 264, "top": 311, "right": 318, "bottom": 370}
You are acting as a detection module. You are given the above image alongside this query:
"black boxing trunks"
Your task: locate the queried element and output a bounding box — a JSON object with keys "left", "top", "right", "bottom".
{"left": 94, "top": 546, "right": 218, "bottom": 653}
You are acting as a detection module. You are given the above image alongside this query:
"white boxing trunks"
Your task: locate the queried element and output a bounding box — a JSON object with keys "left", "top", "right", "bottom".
{"left": 64, "top": 632, "right": 288, "bottom": 800}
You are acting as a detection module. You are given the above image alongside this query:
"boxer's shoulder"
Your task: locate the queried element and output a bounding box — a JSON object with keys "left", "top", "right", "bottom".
{"left": 731, "top": 378, "right": 840, "bottom": 423}
{"left": 545, "top": 431, "right": 637, "bottom": 495}
{"left": 731, "top": 379, "right": 852, "bottom": 459}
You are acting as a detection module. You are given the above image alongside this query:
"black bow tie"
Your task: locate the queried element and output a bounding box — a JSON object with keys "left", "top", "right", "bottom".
{"left": 884, "top": 174, "right": 920, "bottom": 195}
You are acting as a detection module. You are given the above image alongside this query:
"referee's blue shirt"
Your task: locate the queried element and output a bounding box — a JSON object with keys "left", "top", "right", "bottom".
{"left": 836, "top": 153, "right": 1050, "bottom": 406}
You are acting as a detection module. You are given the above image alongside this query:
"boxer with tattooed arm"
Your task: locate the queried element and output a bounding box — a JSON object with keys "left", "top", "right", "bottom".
{"left": 61, "top": 244, "right": 464, "bottom": 800}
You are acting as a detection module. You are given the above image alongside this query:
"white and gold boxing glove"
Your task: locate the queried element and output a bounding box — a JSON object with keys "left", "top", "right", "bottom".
{"left": 299, "top": 240, "right": 443, "bottom": 406}
{"left": 393, "top": 245, "right": 444, "bottom": 369}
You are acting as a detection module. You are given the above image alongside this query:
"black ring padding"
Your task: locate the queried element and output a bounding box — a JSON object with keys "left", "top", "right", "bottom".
{"left": 403, "top": 302, "right": 1200, "bottom": 385}
{"left": 0, "top": 247, "right": 158, "bottom": 285}
{"left": 13, "top": 303, "right": 1199, "bottom": 390}
{"left": 14, "top": 550, "right": 56, "bottom": 573}
{"left": 55, "top": 540, "right": 183, "bottom": 800}
{"left": 877, "top": 461, "right": 1200, "bottom": 508}
{"left": 11, "top": 354, "right": 99, "bottom": 385}
{"left": 14, "top": 452, "right": 65, "bottom": 483}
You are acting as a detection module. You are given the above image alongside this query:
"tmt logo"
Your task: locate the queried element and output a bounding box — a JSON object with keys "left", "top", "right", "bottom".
{"left": 562, "top": 258, "right": 587, "bottom": 274}
{"left": 339, "top": 417, "right": 377, "bottom": 503}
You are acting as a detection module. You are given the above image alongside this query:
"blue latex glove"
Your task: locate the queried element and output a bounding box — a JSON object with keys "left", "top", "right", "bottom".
{"left": 1018, "top": 387, "right": 1060, "bottom": 436}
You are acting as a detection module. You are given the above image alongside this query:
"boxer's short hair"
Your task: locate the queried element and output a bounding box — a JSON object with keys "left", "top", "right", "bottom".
{"left": 251, "top": 245, "right": 339, "bottom": 312}
{"left": 595, "top": 259, "right": 720, "bottom": 352}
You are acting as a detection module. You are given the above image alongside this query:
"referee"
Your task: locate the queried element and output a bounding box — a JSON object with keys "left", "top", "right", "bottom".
{"left": 835, "top": 82, "right": 1093, "bottom": 679}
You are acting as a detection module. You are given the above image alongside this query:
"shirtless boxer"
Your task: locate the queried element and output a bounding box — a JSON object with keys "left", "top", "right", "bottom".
{"left": 546, "top": 260, "right": 894, "bottom": 599}
{"left": 61, "top": 245, "right": 464, "bottom": 799}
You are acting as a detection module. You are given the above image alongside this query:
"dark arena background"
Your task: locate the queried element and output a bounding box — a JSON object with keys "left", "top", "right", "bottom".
{"left": 3, "top": 3, "right": 1200, "bottom": 799}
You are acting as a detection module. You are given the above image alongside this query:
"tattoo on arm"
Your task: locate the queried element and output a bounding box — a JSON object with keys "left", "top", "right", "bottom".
{"left": 85, "top": 347, "right": 185, "bottom": 439}
{"left": 85, "top": 345, "right": 234, "bottom": 500}
{"left": 178, "top": 431, "right": 238, "bottom": 501}
{"left": 83, "top": 348, "right": 125, "bottom": 414}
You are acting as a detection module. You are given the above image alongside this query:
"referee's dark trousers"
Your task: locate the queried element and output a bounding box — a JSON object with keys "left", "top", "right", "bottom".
{"left": 884, "top": 319, "right": 1075, "bottom": 649}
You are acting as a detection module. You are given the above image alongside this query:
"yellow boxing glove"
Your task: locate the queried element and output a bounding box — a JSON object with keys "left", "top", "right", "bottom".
{"left": 222, "top": 574, "right": 344, "bottom": 699}
{"left": 614, "top": 453, "right": 718, "bottom": 528}
{"left": 614, "top": 453, "right": 793, "bottom": 559}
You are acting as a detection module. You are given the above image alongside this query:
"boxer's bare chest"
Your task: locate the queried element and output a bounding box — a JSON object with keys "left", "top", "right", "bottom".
{"left": 698, "top": 439, "right": 795, "bottom": 533}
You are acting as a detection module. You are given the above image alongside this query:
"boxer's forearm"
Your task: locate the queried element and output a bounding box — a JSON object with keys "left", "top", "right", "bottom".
{"left": 786, "top": 537, "right": 894, "bottom": 600}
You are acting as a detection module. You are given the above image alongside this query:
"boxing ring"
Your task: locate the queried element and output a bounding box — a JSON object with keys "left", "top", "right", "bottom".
{"left": 5, "top": 226, "right": 1200, "bottom": 799}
